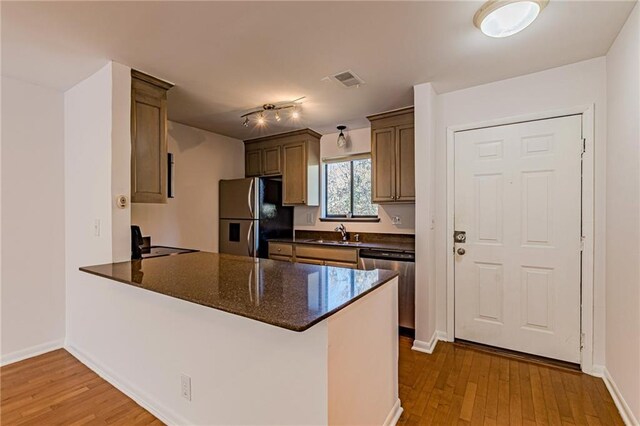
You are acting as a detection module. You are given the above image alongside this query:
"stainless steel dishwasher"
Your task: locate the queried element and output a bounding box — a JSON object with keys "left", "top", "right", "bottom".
{"left": 359, "top": 249, "right": 415, "bottom": 336}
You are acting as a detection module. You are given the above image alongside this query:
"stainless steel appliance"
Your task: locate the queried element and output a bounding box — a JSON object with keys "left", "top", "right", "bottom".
{"left": 359, "top": 249, "right": 416, "bottom": 336}
{"left": 219, "top": 177, "right": 293, "bottom": 259}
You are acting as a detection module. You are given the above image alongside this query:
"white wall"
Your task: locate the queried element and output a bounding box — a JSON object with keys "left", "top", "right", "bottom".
{"left": 414, "top": 58, "right": 608, "bottom": 365}
{"left": 605, "top": 4, "right": 640, "bottom": 423}
{"left": 294, "top": 127, "right": 416, "bottom": 235}
{"left": 111, "top": 64, "right": 131, "bottom": 262}
{"left": 412, "top": 83, "right": 437, "bottom": 345}
{"left": 1, "top": 76, "right": 66, "bottom": 363}
{"left": 131, "top": 121, "right": 244, "bottom": 253}
{"left": 65, "top": 62, "right": 131, "bottom": 345}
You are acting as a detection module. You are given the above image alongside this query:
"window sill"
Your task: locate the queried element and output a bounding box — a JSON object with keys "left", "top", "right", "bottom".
{"left": 319, "top": 217, "right": 381, "bottom": 223}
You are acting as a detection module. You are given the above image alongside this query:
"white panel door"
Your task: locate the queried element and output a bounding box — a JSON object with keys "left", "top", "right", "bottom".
{"left": 454, "top": 115, "right": 582, "bottom": 363}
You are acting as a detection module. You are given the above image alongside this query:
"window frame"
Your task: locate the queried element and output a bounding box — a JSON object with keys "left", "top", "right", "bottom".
{"left": 322, "top": 154, "right": 378, "bottom": 219}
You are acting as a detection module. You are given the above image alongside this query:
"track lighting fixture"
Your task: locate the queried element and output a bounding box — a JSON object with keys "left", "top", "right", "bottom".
{"left": 240, "top": 97, "right": 304, "bottom": 128}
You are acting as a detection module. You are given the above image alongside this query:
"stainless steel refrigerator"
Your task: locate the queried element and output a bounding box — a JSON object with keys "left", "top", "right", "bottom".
{"left": 219, "top": 177, "right": 294, "bottom": 258}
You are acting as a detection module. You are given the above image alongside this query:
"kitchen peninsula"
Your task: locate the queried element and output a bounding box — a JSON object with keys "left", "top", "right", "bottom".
{"left": 78, "top": 252, "right": 401, "bottom": 425}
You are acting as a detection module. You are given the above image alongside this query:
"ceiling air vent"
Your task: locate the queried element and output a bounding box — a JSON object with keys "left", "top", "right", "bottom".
{"left": 331, "top": 70, "right": 365, "bottom": 88}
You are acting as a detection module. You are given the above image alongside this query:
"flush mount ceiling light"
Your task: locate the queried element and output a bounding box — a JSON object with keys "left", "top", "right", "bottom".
{"left": 474, "top": 0, "right": 548, "bottom": 38}
{"left": 240, "top": 97, "right": 304, "bottom": 128}
{"left": 336, "top": 125, "right": 347, "bottom": 148}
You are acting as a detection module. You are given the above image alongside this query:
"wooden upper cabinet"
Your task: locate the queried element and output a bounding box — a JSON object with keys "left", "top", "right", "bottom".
{"left": 371, "top": 128, "right": 396, "bottom": 203}
{"left": 244, "top": 129, "right": 320, "bottom": 206}
{"left": 245, "top": 148, "right": 262, "bottom": 177}
{"left": 131, "top": 70, "right": 173, "bottom": 204}
{"left": 395, "top": 124, "right": 415, "bottom": 201}
{"left": 283, "top": 142, "right": 306, "bottom": 204}
{"left": 367, "top": 107, "right": 415, "bottom": 204}
{"left": 262, "top": 145, "right": 281, "bottom": 176}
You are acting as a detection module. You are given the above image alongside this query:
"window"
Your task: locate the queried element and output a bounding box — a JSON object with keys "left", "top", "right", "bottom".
{"left": 324, "top": 156, "right": 378, "bottom": 218}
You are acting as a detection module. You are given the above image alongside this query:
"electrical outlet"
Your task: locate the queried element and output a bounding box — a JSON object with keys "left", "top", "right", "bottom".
{"left": 392, "top": 216, "right": 402, "bottom": 225}
{"left": 181, "top": 374, "right": 191, "bottom": 401}
{"left": 306, "top": 212, "right": 314, "bottom": 224}
{"left": 94, "top": 219, "right": 101, "bottom": 236}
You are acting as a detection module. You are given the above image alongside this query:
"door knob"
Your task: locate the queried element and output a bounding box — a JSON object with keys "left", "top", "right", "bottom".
{"left": 457, "top": 248, "right": 466, "bottom": 255}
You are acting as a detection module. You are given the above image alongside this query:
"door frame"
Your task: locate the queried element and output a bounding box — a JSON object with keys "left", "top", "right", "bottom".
{"left": 445, "top": 105, "right": 595, "bottom": 374}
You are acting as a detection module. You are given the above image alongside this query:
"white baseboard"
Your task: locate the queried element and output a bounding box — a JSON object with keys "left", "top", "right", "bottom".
{"left": 1, "top": 339, "right": 64, "bottom": 367}
{"left": 383, "top": 398, "right": 403, "bottom": 426}
{"left": 65, "top": 344, "right": 189, "bottom": 426}
{"left": 590, "top": 364, "right": 606, "bottom": 377}
{"left": 411, "top": 330, "right": 442, "bottom": 354}
{"left": 600, "top": 367, "right": 639, "bottom": 426}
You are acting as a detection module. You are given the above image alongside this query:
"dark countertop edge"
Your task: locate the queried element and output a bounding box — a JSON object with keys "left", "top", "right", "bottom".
{"left": 269, "top": 238, "right": 415, "bottom": 252}
{"left": 78, "top": 265, "right": 398, "bottom": 333}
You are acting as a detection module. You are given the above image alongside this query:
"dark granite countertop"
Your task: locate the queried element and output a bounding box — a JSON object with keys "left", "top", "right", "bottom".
{"left": 268, "top": 237, "right": 415, "bottom": 252}
{"left": 80, "top": 252, "right": 398, "bottom": 332}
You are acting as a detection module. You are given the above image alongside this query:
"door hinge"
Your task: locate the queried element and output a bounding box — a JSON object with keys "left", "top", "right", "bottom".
{"left": 580, "top": 236, "right": 585, "bottom": 252}
{"left": 580, "top": 332, "right": 585, "bottom": 350}
{"left": 581, "top": 138, "right": 586, "bottom": 155}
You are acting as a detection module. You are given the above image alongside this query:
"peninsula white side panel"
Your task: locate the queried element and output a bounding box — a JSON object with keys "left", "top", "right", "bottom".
{"left": 67, "top": 274, "right": 329, "bottom": 426}
{"left": 328, "top": 278, "right": 399, "bottom": 425}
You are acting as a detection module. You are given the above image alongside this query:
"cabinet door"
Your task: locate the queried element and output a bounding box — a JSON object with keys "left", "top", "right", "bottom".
{"left": 371, "top": 128, "right": 396, "bottom": 203}
{"left": 395, "top": 124, "right": 415, "bottom": 202}
{"left": 283, "top": 142, "right": 307, "bottom": 205}
{"left": 131, "top": 79, "right": 168, "bottom": 203}
{"left": 245, "top": 148, "right": 262, "bottom": 177}
{"left": 262, "top": 145, "right": 282, "bottom": 175}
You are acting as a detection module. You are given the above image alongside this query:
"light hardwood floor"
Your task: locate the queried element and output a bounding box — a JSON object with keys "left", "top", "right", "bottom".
{"left": 1, "top": 339, "right": 623, "bottom": 425}
{"left": 1, "top": 349, "right": 161, "bottom": 425}
{"left": 398, "top": 337, "right": 623, "bottom": 425}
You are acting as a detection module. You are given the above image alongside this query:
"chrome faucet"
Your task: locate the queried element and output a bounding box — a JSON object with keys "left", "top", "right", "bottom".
{"left": 335, "top": 223, "right": 348, "bottom": 241}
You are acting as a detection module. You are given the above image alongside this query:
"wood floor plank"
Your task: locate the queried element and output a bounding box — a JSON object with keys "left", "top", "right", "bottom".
{"left": 398, "top": 339, "right": 623, "bottom": 426}
{"left": 1, "top": 339, "right": 626, "bottom": 426}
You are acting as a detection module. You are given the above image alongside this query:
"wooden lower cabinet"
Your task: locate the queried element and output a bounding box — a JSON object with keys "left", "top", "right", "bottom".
{"left": 295, "top": 257, "right": 325, "bottom": 266}
{"left": 268, "top": 242, "right": 358, "bottom": 268}
{"left": 325, "top": 261, "right": 358, "bottom": 269}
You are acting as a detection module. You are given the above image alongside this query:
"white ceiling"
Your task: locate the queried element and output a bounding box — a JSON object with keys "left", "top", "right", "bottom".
{"left": 2, "top": 1, "right": 635, "bottom": 139}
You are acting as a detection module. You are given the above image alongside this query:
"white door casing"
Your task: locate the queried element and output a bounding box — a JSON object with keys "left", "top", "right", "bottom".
{"left": 454, "top": 115, "right": 582, "bottom": 363}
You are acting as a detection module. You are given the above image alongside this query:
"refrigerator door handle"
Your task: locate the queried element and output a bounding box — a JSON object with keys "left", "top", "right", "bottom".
{"left": 247, "top": 221, "right": 254, "bottom": 257}
{"left": 247, "top": 179, "right": 254, "bottom": 219}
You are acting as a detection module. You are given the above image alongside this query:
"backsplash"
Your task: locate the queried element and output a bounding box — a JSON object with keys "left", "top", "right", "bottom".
{"left": 294, "top": 204, "right": 415, "bottom": 234}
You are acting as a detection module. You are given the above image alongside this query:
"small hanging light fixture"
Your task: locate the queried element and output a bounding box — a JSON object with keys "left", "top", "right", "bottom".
{"left": 336, "top": 125, "right": 347, "bottom": 148}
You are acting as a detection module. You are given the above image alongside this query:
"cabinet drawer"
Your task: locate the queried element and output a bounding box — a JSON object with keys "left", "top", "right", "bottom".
{"left": 269, "top": 254, "right": 292, "bottom": 262}
{"left": 269, "top": 243, "right": 293, "bottom": 257}
{"left": 325, "top": 260, "right": 358, "bottom": 269}
{"left": 294, "top": 245, "right": 357, "bottom": 263}
{"left": 295, "top": 257, "right": 325, "bottom": 266}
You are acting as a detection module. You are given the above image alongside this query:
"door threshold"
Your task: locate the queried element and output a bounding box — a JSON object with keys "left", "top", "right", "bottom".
{"left": 454, "top": 339, "right": 581, "bottom": 372}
